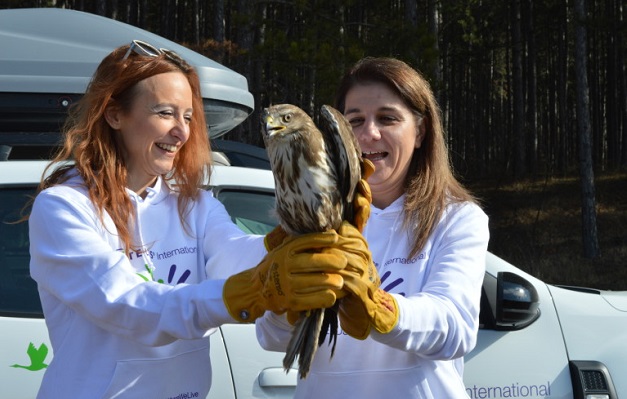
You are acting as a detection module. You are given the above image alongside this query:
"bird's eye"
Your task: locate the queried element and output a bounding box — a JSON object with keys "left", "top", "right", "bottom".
{"left": 283, "top": 113, "right": 292, "bottom": 123}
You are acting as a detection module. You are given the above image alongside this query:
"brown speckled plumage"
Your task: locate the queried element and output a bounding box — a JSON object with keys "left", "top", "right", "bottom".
{"left": 261, "top": 104, "right": 361, "bottom": 379}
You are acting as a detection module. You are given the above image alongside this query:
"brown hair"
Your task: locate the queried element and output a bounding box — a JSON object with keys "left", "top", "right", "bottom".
{"left": 39, "top": 43, "right": 212, "bottom": 254}
{"left": 335, "top": 57, "right": 477, "bottom": 258}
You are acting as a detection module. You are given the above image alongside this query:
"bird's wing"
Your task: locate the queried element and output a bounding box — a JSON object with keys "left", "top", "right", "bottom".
{"left": 319, "top": 105, "right": 362, "bottom": 221}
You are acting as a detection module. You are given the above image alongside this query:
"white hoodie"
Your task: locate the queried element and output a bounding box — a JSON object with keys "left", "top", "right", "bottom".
{"left": 29, "top": 172, "right": 266, "bottom": 398}
{"left": 257, "top": 196, "right": 489, "bottom": 398}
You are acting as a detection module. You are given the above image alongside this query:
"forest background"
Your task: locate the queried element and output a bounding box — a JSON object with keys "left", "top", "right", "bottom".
{"left": 2, "top": 0, "right": 626, "bottom": 290}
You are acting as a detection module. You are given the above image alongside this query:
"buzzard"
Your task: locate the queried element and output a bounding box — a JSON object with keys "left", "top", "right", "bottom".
{"left": 261, "top": 104, "right": 361, "bottom": 378}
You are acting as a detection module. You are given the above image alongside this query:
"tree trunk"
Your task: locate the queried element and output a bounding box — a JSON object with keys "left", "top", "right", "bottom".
{"left": 193, "top": 0, "right": 200, "bottom": 44}
{"left": 573, "top": 0, "right": 600, "bottom": 259}
{"left": 95, "top": 0, "right": 105, "bottom": 16}
{"left": 605, "top": 0, "right": 621, "bottom": 168}
{"left": 212, "top": 0, "right": 225, "bottom": 62}
{"left": 557, "top": 3, "right": 568, "bottom": 175}
{"left": 404, "top": 0, "right": 417, "bottom": 26}
{"left": 161, "top": 0, "right": 172, "bottom": 39}
{"left": 524, "top": 0, "right": 537, "bottom": 175}
{"left": 511, "top": 0, "right": 526, "bottom": 178}
{"left": 427, "top": 0, "right": 441, "bottom": 99}
{"left": 139, "top": 0, "right": 148, "bottom": 29}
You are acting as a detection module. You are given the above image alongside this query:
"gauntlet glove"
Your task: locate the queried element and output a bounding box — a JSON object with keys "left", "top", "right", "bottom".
{"left": 223, "top": 229, "right": 347, "bottom": 323}
{"left": 352, "top": 159, "right": 374, "bottom": 233}
{"left": 336, "top": 222, "right": 399, "bottom": 339}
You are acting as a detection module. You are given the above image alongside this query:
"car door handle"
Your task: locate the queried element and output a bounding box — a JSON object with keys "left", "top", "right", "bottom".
{"left": 258, "top": 368, "right": 297, "bottom": 387}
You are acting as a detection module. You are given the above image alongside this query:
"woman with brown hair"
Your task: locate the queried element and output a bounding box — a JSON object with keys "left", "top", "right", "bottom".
{"left": 257, "top": 57, "right": 489, "bottom": 398}
{"left": 28, "top": 40, "right": 361, "bottom": 398}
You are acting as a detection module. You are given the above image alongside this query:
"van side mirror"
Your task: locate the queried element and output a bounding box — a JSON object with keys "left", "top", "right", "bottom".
{"left": 495, "top": 271, "right": 540, "bottom": 330}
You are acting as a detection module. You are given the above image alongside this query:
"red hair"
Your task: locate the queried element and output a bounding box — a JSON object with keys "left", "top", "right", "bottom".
{"left": 40, "top": 43, "right": 212, "bottom": 254}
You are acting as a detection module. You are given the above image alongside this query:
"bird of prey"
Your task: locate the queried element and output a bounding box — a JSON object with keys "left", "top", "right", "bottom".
{"left": 261, "top": 103, "right": 361, "bottom": 379}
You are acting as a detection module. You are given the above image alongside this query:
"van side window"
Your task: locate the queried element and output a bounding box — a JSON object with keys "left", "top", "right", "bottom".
{"left": 0, "top": 187, "right": 43, "bottom": 318}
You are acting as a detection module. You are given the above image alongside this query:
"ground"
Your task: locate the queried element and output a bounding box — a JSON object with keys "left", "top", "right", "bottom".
{"left": 470, "top": 172, "right": 627, "bottom": 291}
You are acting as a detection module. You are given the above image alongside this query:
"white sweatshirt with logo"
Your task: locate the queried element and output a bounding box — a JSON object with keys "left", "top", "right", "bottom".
{"left": 257, "top": 195, "right": 490, "bottom": 398}
{"left": 29, "top": 172, "right": 266, "bottom": 399}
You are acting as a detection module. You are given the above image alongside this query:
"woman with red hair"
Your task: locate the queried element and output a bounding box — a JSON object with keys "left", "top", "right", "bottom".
{"left": 29, "top": 40, "right": 358, "bottom": 398}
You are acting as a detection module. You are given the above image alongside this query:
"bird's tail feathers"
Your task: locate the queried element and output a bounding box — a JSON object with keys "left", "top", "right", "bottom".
{"left": 283, "top": 308, "right": 324, "bottom": 379}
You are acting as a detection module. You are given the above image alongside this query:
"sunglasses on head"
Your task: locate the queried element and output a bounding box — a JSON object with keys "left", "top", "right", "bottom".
{"left": 122, "top": 39, "right": 184, "bottom": 65}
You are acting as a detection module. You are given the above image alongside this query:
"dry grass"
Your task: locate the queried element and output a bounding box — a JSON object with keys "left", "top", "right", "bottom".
{"left": 469, "top": 172, "right": 627, "bottom": 291}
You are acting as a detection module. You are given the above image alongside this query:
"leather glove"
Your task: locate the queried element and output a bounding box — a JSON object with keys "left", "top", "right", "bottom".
{"left": 262, "top": 226, "right": 306, "bottom": 325}
{"left": 263, "top": 224, "right": 368, "bottom": 326}
{"left": 336, "top": 222, "right": 399, "bottom": 339}
{"left": 223, "top": 229, "right": 348, "bottom": 323}
{"left": 263, "top": 224, "right": 289, "bottom": 251}
{"left": 353, "top": 159, "right": 374, "bottom": 233}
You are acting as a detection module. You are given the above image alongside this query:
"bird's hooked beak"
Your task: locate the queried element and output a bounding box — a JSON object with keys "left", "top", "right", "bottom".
{"left": 261, "top": 108, "right": 285, "bottom": 138}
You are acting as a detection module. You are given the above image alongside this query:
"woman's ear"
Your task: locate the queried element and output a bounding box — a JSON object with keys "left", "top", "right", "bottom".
{"left": 104, "top": 104, "right": 122, "bottom": 130}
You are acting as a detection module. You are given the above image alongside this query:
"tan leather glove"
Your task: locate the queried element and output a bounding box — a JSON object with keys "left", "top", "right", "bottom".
{"left": 263, "top": 224, "right": 289, "bottom": 251}
{"left": 353, "top": 159, "right": 374, "bottom": 233}
{"left": 262, "top": 226, "right": 308, "bottom": 325}
{"left": 223, "top": 229, "right": 348, "bottom": 323}
{"left": 336, "top": 222, "right": 399, "bottom": 339}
